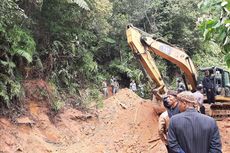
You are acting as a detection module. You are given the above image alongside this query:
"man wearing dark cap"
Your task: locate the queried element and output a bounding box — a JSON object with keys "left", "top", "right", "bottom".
{"left": 168, "top": 91, "right": 222, "bottom": 153}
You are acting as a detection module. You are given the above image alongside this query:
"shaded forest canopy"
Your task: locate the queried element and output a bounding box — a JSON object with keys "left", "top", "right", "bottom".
{"left": 0, "top": 0, "right": 229, "bottom": 113}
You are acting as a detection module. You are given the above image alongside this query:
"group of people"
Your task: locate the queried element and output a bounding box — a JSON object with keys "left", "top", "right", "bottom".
{"left": 158, "top": 89, "right": 222, "bottom": 153}
{"left": 129, "top": 79, "right": 145, "bottom": 97}
{"left": 176, "top": 69, "right": 216, "bottom": 105}
{"left": 102, "top": 76, "right": 119, "bottom": 97}
{"left": 102, "top": 78, "right": 145, "bottom": 98}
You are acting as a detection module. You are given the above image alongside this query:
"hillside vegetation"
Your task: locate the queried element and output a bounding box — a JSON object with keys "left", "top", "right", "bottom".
{"left": 0, "top": 0, "right": 229, "bottom": 112}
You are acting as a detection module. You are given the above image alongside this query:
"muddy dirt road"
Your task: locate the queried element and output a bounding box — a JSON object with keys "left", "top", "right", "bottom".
{"left": 0, "top": 89, "right": 229, "bottom": 153}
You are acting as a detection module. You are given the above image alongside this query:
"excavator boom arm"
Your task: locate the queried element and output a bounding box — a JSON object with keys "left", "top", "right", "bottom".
{"left": 126, "top": 25, "right": 198, "bottom": 93}
{"left": 126, "top": 25, "right": 167, "bottom": 95}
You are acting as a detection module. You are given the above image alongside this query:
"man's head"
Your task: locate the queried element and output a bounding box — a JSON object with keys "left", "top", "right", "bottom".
{"left": 163, "top": 90, "right": 178, "bottom": 109}
{"left": 163, "top": 96, "right": 171, "bottom": 109}
{"left": 177, "top": 91, "right": 197, "bottom": 112}
{"left": 205, "top": 70, "right": 210, "bottom": 77}
{"left": 177, "top": 78, "right": 181, "bottom": 83}
{"left": 177, "top": 87, "right": 184, "bottom": 93}
{"left": 168, "top": 95, "right": 177, "bottom": 107}
{"left": 196, "top": 84, "right": 203, "bottom": 91}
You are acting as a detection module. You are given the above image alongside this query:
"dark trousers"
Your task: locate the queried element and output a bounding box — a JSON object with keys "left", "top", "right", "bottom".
{"left": 206, "top": 89, "right": 215, "bottom": 104}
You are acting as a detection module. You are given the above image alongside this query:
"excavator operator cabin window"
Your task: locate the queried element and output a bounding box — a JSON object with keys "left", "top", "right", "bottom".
{"left": 224, "top": 71, "right": 230, "bottom": 87}
{"left": 215, "top": 70, "right": 223, "bottom": 94}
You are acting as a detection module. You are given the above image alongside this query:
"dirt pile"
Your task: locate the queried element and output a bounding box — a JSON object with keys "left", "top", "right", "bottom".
{"left": 61, "top": 89, "right": 166, "bottom": 153}
{"left": 0, "top": 88, "right": 229, "bottom": 153}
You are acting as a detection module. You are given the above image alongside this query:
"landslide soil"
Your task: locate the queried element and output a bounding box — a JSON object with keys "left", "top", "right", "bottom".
{"left": 0, "top": 88, "right": 229, "bottom": 153}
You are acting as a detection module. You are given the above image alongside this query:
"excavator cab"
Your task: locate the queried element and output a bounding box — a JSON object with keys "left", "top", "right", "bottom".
{"left": 198, "top": 67, "right": 230, "bottom": 119}
{"left": 199, "top": 67, "right": 230, "bottom": 98}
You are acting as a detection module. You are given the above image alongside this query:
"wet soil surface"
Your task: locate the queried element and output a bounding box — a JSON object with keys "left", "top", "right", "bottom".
{"left": 0, "top": 88, "right": 229, "bottom": 153}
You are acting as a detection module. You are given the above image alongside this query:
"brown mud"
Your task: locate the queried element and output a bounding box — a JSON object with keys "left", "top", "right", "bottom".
{"left": 0, "top": 88, "right": 229, "bottom": 153}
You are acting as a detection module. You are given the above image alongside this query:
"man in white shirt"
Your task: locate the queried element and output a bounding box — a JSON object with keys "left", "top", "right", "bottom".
{"left": 193, "top": 84, "right": 205, "bottom": 114}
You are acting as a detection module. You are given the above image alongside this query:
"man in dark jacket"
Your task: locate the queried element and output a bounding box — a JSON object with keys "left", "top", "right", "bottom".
{"left": 168, "top": 91, "right": 222, "bottom": 153}
{"left": 202, "top": 70, "right": 215, "bottom": 104}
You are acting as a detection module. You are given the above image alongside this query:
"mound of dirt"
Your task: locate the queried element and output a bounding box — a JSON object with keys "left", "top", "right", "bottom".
{"left": 61, "top": 89, "right": 166, "bottom": 153}
{"left": 0, "top": 88, "right": 229, "bottom": 153}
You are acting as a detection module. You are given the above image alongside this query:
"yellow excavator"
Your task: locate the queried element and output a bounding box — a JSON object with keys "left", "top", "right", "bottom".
{"left": 126, "top": 24, "right": 230, "bottom": 119}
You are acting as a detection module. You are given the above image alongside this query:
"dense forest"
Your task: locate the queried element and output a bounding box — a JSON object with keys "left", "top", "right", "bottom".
{"left": 0, "top": 0, "right": 229, "bottom": 113}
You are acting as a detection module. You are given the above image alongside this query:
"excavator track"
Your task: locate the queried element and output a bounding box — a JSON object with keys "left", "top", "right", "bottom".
{"left": 204, "top": 103, "right": 230, "bottom": 120}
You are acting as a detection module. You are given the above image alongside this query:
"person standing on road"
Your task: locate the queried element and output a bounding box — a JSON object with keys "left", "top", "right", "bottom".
{"left": 110, "top": 76, "right": 115, "bottom": 94}
{"left": 130, "top": 80, "right": 137, "bottom": 92}
{"left": 193, "top": 84, "right": 205, "bottom": 114}
{"left": 113, "top": 79, "right": 119, "bottom": 94}
{"left": 202, "top": 70, "right": 215, "bottom": 104}
{"left": 168, "top": 91, "right": 222, "bottom": 153}
{"left": 102, "top": 80, "right": 108, "bottom": 97}
{"left": 176, "top": 78, "right": 185, "bottom": 92}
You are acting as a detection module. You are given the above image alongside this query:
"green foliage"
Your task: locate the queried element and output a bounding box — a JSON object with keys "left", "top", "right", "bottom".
{"left": 225, "top": 53, "right": 230, "bottom": 67}
{"left": 79, "top": 87, "right": 103, "bottom": 109}
{"left": 199, "top": 0, "right": 230, "bottom": 66}
{"left": 0, "top": 25, "right": 35, "bottom": 64}
{"left": 0, "top": 0, "right": 36, "bottom": 107}
{"left": 0, "top": 82, "right": 9, "bottom": 104}
{"left": 193, "top": 52, "right": 227, "bottom": 69}
{"left": 40, "top": 0, "right": 113, "bottom": 92}
{"left": 193, "top": 41, "right": 227, "bottom": 70}
{"left": 51, "top": 99, "right": 64, "bottom": 112}
{"left": 0, "top": 74, "right": 23, "bottom": 107}
{"left": 8, "top": 26, "right": 35, "bottom": 63}
{"left": 49, "top": 84, "right": 65, "bottom": 112}
{"left": 103, "top": 37, "right": 116, "bottom": 44}
{"left": 135, "top": 0, "right": 202, "bottom": 52}
{"left": 67, "top": 0, "right": 90, "bottom": 10}
{"left": 0, "top": 0, "right": 26, "bottom": 26}
{"left": 0, "top": 25, "right": 34, "bottom": 105}
{"left": 0, "top": 0, "right": 227, "bottom": 113}
{"left": 109, "top": 56, "right": 143, "bottom": 83}
{"left": 111, "top": 0, "right": 203, "bottom": 85}
{"left": 80, "top": 52, "right": 98, "bottom": 77}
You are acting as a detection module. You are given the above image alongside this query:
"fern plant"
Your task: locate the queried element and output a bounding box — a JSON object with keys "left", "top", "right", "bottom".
{"left": 0, "top": 0, "right": 36, "bottom": 108}
{"left": 66, "top": 0, "right": 90, "bottom": 10}
{"left": 8, "top": 27, "right": 35, "bottom": 63}
{"left": 109, "top": 56, "right": 143, "bottom": 83}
